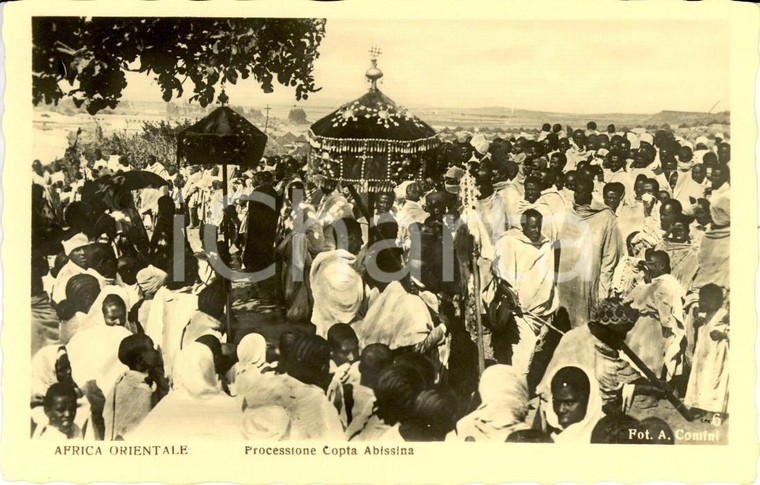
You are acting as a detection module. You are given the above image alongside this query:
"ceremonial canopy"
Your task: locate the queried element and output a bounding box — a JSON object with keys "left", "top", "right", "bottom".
{"left": 177, "top": 105, "right": 268, "bottom": 167}
{"left": 308, "top": 50, "right": 440, "bottom": 192}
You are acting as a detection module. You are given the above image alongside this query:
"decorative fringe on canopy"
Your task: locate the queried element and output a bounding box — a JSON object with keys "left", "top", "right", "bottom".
{"left": 312, "top": 174, "right": 419, "bottom": 194}
{"left": 308, "top": 130, "right": 440, "bottom": 155}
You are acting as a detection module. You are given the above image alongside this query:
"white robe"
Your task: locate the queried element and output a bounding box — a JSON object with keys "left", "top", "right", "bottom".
{"left": 684, "top": 308, "right": 729, "bottom": 413}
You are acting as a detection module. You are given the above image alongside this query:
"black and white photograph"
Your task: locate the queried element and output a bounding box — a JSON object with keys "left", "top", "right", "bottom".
{"left": 5, "top": 2, "right": 759, "bottom": 483}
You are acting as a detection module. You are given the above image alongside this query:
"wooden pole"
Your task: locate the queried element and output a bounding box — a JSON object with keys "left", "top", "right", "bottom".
{"left": 222, "top": 163, "right": 232, "bottom": 338}
{"left": 471, "top": 247, "right": 486, "bottom": 376}
{"left": 590, "top": 323, "right": 693, "bottom": 421}
{"left": 367, "top": 193, "right": 375, "bottom": 221}
{"left": 617, "top": 340, "right": 693, "bottom": 422}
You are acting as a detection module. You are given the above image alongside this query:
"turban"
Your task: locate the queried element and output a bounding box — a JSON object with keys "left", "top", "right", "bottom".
{"left": 62, "top": 233, "right": 90, "bottom": 256}
{"left": 136, "top": 265, "right": 168, "bottom": 297}
{"left": 716, "top": 133, "right": 725, "bottom": 139}
{"left": 444, "top": 166, "right": 465, "bottom": 180}
{"left": 639, "top": 133, "right": 654, "bottom": 146}
{"left": 626, "top": 132, "right": 640, "bottom": 149}
{"left": 695, "top": 136, "right": 709, "bottom": 147}
{"left": 596, "top": 148, "right": 610, "bottom": 158}
{"left": 470, "top": 134, "right": 489, "bottom": 155}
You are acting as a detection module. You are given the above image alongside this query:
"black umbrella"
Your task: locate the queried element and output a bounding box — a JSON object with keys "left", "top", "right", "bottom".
{"left": 176, "top": 101, "right": 268, "bottom": 338}
{"left": 177, "top": 106, "right": 268, "bottom": 167}
{"left": 81, "top": 170, "right": 169, "bottom": 209}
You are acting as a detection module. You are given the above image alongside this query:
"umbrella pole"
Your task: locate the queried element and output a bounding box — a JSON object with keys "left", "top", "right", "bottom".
{"left": 367, "top": 193, "right": 375, "bottom": 220}
{"left": 222, "top": 163, "right": 232, "bottom": 339}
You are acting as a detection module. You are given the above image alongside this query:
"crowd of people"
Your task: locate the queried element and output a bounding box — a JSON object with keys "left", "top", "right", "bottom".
{"left": 30, "top": 120, "right": 730, "bottom": 443}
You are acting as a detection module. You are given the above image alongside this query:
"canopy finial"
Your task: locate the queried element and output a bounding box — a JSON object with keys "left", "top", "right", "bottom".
{"left": 366, "top": 45, "right": 383, "bottom": 92}
{"left": 218, "top": 87, "right": 229, "bottom": 106}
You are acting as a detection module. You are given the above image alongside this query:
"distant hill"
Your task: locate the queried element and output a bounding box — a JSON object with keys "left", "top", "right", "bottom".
{"left": 639, "top": 110, "right": 730, "bottom": 128}
{"left": 37, "top": 99, "right": 729, "bottom": 135}
{"left": 410, "top": 107, "right": 730, "bottom": 131}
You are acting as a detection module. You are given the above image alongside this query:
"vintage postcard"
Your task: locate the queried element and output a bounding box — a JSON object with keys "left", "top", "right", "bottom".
{"left": 1, "top": 1, "right": 758, "bottom": 483}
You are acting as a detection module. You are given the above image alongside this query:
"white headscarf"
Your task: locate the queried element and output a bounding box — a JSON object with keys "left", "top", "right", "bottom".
{"left": 541, "top": 366, "right": 605, "bottom": 443}
{"left": 82, "top": 285, "right": 132, "bottom": 331}
{"left": 62, "top": 233, "right": 90, "bottom": 256}
{"left": 470, "top": 133, "right": 489, "bottom": 155}
{"left": 309, "top": 250, "right": 363, "bottom": 338}
{"left": 172, "top": 342, "right": 222, "bottom": 398}
{"left": 136, "top": 265, "right": 168, "bottom": 298}
{"left": 31, "top": 345, "right": 66, "bottom": 399}
{"left": 242, "top": 405, "right": 291, "bottom": 440}
{"left": 451, "top": 365, "right": 530, "bottom": 441}
{"left": 236, "top": 333, "right": 268, "bottom": 377}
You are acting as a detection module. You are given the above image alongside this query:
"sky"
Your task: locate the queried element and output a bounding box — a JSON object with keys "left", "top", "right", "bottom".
{"left": 121, "top": 18, "right": 730, "bottom": 114}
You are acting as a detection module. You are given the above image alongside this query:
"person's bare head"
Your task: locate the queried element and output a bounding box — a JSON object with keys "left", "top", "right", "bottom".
{"left": 102, "top": 294, "right": 127, "bottom": 327}
{"left": 327, "top": 323, "right": 359, "bottom": 367}
{"left": 644, "top": 250, "right": 671, "bottom": 281}
{"left": 572, "top": 129, "right": 587, "bottom": 149}
{"left": 524, "top": 177, "right": 543, "bottom": 204}
{"left": 603, "top": 182, "right": 625, "bottom": 212}
{"left": 691, "top": 163, "right": 706, "bottom": 184}
{"left": 709, "top": 164, "right": 729, "bottom": 190}
{"left": 699, "top": 283, "right": 723, "bottom": 315}
{"left": 550, "top": 152, "right": 567, "bottom": 172}
{"left": 358, "top": 343, "right": 393, "bottom": 390}
{"left": 44, "top": 383, "right": 78, "bottom": 436}
{"left": 375, "top": 192, "right": 395, "bottom": 215}
{"left": 521, "top": 208, "right": 543, "bottom": 244}
{"left": 406, "top": 182, "right": 422, "bottom": 202}
{"left": 694, "top": 198, "right": 712, "bottom": 226}
{"left": 659, "top": 199, "right": 683, "bottom": 232}
{"left": 425, "top": 191, "right": 448, "bottom": 218}
{"left": 717, "top": 142, "right": 730, "bottom": 164}
{"left": 667, "top": 214, "right": 692, "bottom": 243}
{"left": 573, "top": 175, "right": 594, "bottom": 206}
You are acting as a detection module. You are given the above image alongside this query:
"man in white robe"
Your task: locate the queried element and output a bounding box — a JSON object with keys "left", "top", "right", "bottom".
{"left": 694, "top": 165, "right": 729, "bottom": 290}
{"left": 493, "top": 209, "right": 558, "bottom": 375}
{"left": 684, "top": 284, "right": 729, "bottom": 416}
{"left": 557, "top": 176, "right": 624, "bottom": 328}
{"left": 625, "top": 250, "right": 686, "bottom": 381}
{"left": 673, "top": 163, "right": 708, "bottom": 213}
{"left": 396, "top": 182, "right": 429, "bottom": 249}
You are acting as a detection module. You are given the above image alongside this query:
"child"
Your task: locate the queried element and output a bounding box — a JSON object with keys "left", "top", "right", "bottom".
{"left": 610, "top": 231, "right": 652, "bottom": 299}
{"left": 685, "top": 284, "right": 729, "bottom": 420}
{"left": 326, "top": 324, "right": 361, "bottom": 427}
{"left": 33, "top": 382, "right": 82, "bottom": 440}
{"left": 102, "top": 334, "right": 168, "bottom": 440}
{"left": 345, "top": 343, "right": 394, "bottom": 440}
